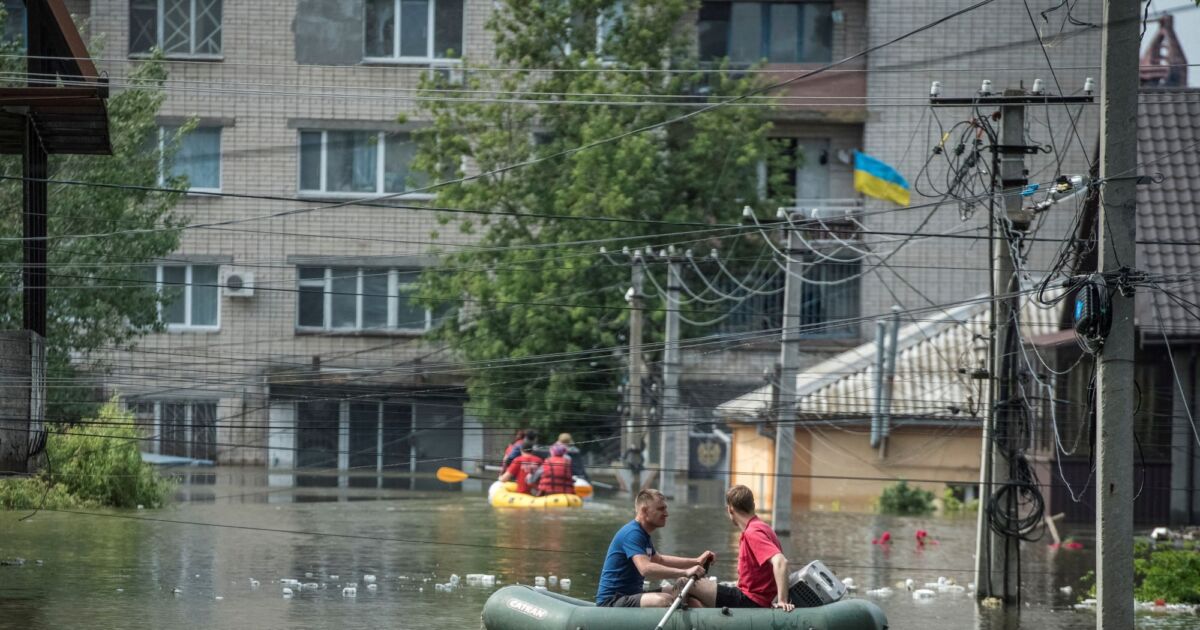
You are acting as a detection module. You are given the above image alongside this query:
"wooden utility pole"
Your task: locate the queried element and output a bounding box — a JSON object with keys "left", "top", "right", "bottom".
{"left": 1096, "top": 0, "right": 1139, "bottom": 626}
{"left": 771, "top": 221, "right": 802, "bottom": 534}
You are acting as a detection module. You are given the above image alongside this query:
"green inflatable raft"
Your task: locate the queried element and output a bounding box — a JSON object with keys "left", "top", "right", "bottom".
{"left": 482, "top": 585, "right": 889, "bottom": 630}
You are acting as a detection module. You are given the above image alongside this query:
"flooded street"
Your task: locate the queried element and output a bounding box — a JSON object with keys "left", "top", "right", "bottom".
{"left": 0, "top": 469, "right": 1195, "bottom": 629}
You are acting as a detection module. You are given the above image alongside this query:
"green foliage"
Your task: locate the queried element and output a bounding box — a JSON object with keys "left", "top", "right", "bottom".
{"left": 878, "top": 480, "right": 935, "bottom": 516}
{"left": 1135, "top": 551, "right": 1200, "bottom": 604}
{"left": 0, "top": 28, "right": 186, "bottom": 420}
{"left": 413, "top": 0, "right": 791, "bottom": 436}
{"left": 940, "top": 487, "right": 978, "bottom": 516}
{"left": 0, "top": 401, "right": 175, "bottom": 510}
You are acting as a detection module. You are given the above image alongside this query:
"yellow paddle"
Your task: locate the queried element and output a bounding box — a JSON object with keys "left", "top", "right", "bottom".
{"left": 436, "top": 466, "right": 594, "bottom": 497}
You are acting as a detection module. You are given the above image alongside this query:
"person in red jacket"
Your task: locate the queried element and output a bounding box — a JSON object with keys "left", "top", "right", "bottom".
{"left": 501, "top": 429, "right": 528, "bottom": 469}
{"left": 499, "top": 440, "right": 542, "bottom": 494}
{"left": 537, "top": 443, "right": 575, "bottom": 496}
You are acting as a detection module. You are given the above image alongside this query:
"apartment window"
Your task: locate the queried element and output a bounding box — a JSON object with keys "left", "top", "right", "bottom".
{"left": 159, "top": 126, "right": 222, "bottom": 192}
{"left": 797, "top": 256, "right": 860, "bottom": 338}
{"left": 129, "top": 0, "right": 223, "bottom": 57}
{"left": 698, "top": 2, "right": 832, "bottom": 64}
{"left": 1, "top": 0, "right": 25, "bottom": 47}
{"left": 364, "top": 0, "right": 463, "bottom": 61}
{"left": 146, "top": 264, "right": 220, "bottom": 330}
{"left": 130, "top": 400, "right": 218, "bottom": 460}
{"left": 297, "top": 267, "right": 433, "bottom": 332}
{"left": 299, "top": 130, "right": 426, "bottom": 196}
{"left": 761, "top": 138, "right": 831, "bottom": 202}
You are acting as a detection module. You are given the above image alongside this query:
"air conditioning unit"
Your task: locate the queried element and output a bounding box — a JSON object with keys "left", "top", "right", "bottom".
{"left": 220, "top": 268, "right": 255, "bottom": 298}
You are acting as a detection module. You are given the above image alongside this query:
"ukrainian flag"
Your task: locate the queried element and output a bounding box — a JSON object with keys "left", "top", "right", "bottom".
{"left": 854, "top": 151, "right": 911, "bottom": 207}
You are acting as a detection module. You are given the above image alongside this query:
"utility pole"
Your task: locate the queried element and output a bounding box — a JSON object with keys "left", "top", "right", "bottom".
{"left": 772, "top": 218, "right": 802, "bottom": 535}
{"left": 1096, "top": 0, "right": 1139, "bottom": 626}
{"left": 931, "top": 84, "right": 1093, "bottom": 605}
{"left": 660, "top": 248, "right": 685, "bottom": 502}
{"left": 626, "top": 253, "right": 645, "bottom": 459}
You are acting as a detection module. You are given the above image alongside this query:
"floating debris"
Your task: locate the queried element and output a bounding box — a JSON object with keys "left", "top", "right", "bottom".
{"left": 280, "top": 579, "right": 301, "bottom": 589}
{"left": 560, "top": 578, "right": 571, "bottom": 592}
{"left": 364, "top": 574, "right": 377, "bottom": 584}
{"left": 865, "top": 587, "right": 893, "bottom": 598}
{"left": 1059, "top": 585, "right": 1072, "bottom": 595}
{"left": 330, "top": 575, "right": 339, "bottom": 580}
{"left": 249, "top": 578, "right": 260, "bottom": 589}
{"left": 282, "top": 588, "right": 294, "bottom": 598}
{"left": 305, "top": 572, "right": 314, "bottom": 579}
{"left": 172, "top": 587, "right": 182, "bottom": 595}
{"left": 983, "top": 596, "right": 1004, "bottom": 608}
{"left": 302, "top": 582, "right": 319, "bottom": 591}
{"left": 535, "top": 576, "right": 547, "bottom": 588}
{"left": 215, "top": 596, "right": 224, "bottom": 601}
{"left": 342, "top": 586, "right": 357, "bottom": 597}
{"left": 367, "top": 583, "right": 378, "bottom": 592}
{"left": 842, "top": 577, "right": 857, "bottom": 592}
{"left": 549, "top": 576, "right": 558, "bottom": 587}
{"left": 912, "top": 589, "right": 936, "bottom": 600}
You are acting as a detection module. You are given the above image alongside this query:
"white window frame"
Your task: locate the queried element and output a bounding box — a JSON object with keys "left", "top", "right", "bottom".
{"left": 155, "top": 264, "right": 221, "bottom": 332}
{"left": 158, "top": 126, "right": 223, "bottom": 194}
{"left": 362, "top": 0, "right": 464, "bottom": 64}
{"left": 133, "top": 400, "right": 219, "bottom": 457}
{"left": 296, "top": 267, "right": 433, "bottom": 334}
{"left": 131, "top": 0, "right": 223, "bottom": 59}
{"left": 297, "top": 130, "right": 431, "bottom": 200}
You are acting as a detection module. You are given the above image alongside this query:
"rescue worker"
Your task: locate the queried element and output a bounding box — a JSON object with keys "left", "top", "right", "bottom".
{"left": 555, "top": 432, "right": 589, "bottom": 481}
{"left": 498, "top": 439, "right": 542, "bottom": 494}
{"left": 502, "top": 429, "right": 535, "bottom": 469}
{"left": 537, "top": 443, "right": 575, "bottom": 496}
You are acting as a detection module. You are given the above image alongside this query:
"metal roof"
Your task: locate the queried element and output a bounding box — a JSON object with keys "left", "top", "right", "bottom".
{"left": 717, "top": 294, "right": 1061, "bottom": 423}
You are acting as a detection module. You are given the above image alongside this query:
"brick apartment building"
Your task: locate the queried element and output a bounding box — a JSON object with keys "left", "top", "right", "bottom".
{"left": 50, "top": 1, "right": 1103, "bottom": 493}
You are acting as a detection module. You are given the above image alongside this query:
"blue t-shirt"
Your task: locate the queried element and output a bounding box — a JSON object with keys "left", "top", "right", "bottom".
{"left": 595, "top": 520, "right": 655, "bottom": 604}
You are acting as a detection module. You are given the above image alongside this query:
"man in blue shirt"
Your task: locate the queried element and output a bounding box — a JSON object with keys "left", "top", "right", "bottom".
{"left": 595, "top": 488, "right": 716, "bottom": 607}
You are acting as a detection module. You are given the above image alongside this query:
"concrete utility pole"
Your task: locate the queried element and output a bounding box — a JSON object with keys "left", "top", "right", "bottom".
{"left": 931, "top": 84, "right": 1093, "bottom": 605}
{"left": 626, "top": 254, "right": 645, "bottom": 457}
{"left": 660, "top": 250, "right": 685, "bottom": 502}
{"left": 1096, "top": 0, "right": 1139, "bottom": 626}
{"left": 771, "top": 220, "right": 803, "bottom": 535}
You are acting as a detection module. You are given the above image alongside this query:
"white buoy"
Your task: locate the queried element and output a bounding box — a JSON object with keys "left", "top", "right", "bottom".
{"left": 560, "top": 578, "right": 571, "bottom": 592}
{"left": 364, "top": 574, "right": 377, "bottom": 584}
{"left": 342, "top": 586, "right": 357, "bottom": 597}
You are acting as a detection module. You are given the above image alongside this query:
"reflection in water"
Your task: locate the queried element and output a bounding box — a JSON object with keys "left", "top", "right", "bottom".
{"left": 0, "top": 468, "right": 1196, "bottom": 630}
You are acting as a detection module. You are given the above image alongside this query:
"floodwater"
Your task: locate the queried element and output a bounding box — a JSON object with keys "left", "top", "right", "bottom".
{"left": 0, "top": 468, "right": 1195, "bottom": 630}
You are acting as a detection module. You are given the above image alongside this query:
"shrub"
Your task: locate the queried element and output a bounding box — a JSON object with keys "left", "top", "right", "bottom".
{"left": 1135, "top": 551, "right": 1200, "bottom": 604}
{"left": 0, "top": 401, "right": 174, "bottom": 510}
{"left": 878, "top": 480, "right": 935, "bottom": 516}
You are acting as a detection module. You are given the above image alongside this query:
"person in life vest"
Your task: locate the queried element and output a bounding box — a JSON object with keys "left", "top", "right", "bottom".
{"left": 499, "top": 439, "right": 542, "bottom": 494}
{"left": 537, "top": 443, "right": 575, "bottom": 496}
{"left": 502, "top": 429, "right": 536, "bottom": 469}
{"left": 555, "top": 432, "right": 589, "bottom": 481}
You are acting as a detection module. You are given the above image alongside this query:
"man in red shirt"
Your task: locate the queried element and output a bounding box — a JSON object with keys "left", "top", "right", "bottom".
{"left": 683, "top": 485, "right": 794, "bottom": 611}
{"left": 499, "top": 440, "right": 542, "bottom": 494}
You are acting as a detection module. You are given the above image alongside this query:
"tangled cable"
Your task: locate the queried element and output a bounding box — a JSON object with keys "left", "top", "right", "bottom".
{"left": 986, "top": 451, "right": 1046, "bottom": 542}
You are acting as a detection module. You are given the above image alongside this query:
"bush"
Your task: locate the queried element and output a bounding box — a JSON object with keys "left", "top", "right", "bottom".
{"left": 0, "top": 401, "right": 174, "bottom": 510}
{"left": 1135, "top": 551, "right": 1200, "bottom": 604}
{"left": 879, "top": 480, "right": 935, "bottom": 516}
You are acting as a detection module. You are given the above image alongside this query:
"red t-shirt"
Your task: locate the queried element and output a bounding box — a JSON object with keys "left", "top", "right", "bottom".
{"left": 504, "top": 453, "right": 542, "bottom": 494}
{"left": 737, "top": 516, "right": 784, "bottom": 607}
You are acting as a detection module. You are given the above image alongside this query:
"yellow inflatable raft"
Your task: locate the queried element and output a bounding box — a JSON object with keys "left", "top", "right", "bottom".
{"left": 488, "top": 481, "right": 586, "bottom": 508}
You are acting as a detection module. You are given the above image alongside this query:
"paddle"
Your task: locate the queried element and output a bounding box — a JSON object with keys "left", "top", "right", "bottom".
{"left": 653, "top": 558, "right": 712, "bottom": 630}
{"left": 436, "top": 466, "right": 594, "bottom": 497}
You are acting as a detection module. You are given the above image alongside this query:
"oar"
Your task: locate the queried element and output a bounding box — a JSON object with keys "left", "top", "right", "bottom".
{"left": 437, "top": 466, "right": 594, "bottom": 497}
{"left": 653, "top": 558, "right": 712, "bottom": 630}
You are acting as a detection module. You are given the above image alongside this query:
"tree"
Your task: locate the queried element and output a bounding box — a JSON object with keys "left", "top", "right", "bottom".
{"left": 0, "top": 24, "right": 187, "bottom": 421}
{"left": 414, "top": 0, "right": 792, "bottom": 438}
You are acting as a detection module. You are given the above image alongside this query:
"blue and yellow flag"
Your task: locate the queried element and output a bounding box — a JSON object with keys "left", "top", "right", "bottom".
{"left": 854, "top": 151, "right": 910, "bottom": 207}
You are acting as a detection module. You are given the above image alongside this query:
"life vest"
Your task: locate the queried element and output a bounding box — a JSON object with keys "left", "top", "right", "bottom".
{"left": 538, "top": 456, "right": 574, "bottom": 496}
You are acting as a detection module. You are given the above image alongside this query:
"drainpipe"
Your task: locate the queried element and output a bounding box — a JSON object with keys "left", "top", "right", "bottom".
{"left": 879, "top": 307, "right": 902, "bottom": 459}
{"left": 871, "top": 320, "right": 886, "bottom": 448}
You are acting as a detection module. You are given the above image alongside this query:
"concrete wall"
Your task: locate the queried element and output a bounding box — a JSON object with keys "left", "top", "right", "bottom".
{"left": 731, "top": 421, "right": 981, "bottom": 515}
{"left": 0, "top": 331, "right": 42, "bottom": 474}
